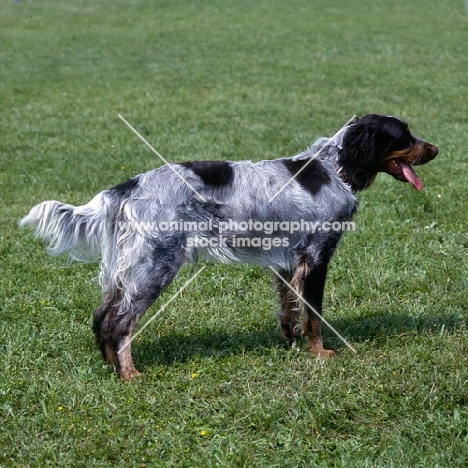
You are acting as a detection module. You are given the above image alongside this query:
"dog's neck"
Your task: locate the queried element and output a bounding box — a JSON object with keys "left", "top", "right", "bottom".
{"left": 308, "top": 137, "right": 373, "bottom": 193}
{"left": 335, "top": 162, "right": 376, "bottom": 193}
{"left": 335, "top": 164, "right": 356, "bottom": 193}
{"left": 326, "top": 145, "right": 358, "bottom": 193}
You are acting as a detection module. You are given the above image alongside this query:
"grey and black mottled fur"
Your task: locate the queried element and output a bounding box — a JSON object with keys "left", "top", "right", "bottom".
{"left": 21, "top": 114, "right": 438, "bottom": 380}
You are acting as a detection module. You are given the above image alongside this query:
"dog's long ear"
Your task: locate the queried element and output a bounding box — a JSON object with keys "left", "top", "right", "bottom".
{"left": 338, "top": 117, "right": 383, "bottom": 191}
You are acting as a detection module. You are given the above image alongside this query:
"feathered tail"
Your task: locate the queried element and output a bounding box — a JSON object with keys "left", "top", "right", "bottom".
{"left": 20, "top": 192, "right": 113, "bottom": 263}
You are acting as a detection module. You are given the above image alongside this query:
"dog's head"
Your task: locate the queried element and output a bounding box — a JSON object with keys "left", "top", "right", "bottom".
{"left": 338, "top": 114, "right": 438, "bottom": 191}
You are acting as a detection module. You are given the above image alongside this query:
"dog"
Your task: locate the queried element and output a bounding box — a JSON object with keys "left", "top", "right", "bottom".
{"left": 21, "top": 114, "right": 438, "bottom": 380}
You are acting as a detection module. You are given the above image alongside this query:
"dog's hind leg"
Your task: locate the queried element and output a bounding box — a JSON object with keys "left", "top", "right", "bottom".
{"left": 94, "top": 238, "right": 186, "bottom": 380}
{"left": 93, "top": 294, "right": 119, "bottom": 366}
{"left": 93, "top": 292, "right": 148, "bottom": 378}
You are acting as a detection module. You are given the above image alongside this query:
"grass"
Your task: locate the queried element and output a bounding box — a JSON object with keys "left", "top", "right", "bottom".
{"left": 1, "top": 0, "right": 468, "bottom": 466}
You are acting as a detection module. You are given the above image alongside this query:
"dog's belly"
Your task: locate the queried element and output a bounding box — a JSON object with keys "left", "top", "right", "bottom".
{"left": 195, "top": 243, "right": 291, "bottom": 269}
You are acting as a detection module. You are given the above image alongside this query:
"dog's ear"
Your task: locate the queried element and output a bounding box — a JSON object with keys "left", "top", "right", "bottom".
{"left": 338, "top": 117, "right": 384, "bottom": 191}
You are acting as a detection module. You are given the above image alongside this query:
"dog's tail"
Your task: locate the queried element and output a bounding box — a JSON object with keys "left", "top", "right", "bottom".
{"left": 20, "top": 192, "right": 114, "bottom": 263}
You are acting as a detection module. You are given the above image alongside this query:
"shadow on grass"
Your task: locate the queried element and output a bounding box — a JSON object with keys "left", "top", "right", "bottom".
{"left": 327, "top": 310, "right": 464, "bottom": 350}
{"left": 133, "top": 310, "right": 464, "bottom": 367}
{"left": 135, "top": 325, "right": 280, "bottom": 367}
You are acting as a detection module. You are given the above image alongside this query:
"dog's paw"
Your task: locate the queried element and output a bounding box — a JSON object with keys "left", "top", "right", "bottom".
{"left": 316, "top": 349, "right": 336, "bottom": 359}
{"left": 307, "top": 344, "right": 336, "bottom": 359}
{"left": 119, "top": 368, "right": 142, "bottom": 381}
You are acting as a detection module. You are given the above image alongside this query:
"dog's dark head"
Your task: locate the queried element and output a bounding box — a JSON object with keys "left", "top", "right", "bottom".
{"left": 338, "top": 114, "right": 438, "bottom": 192}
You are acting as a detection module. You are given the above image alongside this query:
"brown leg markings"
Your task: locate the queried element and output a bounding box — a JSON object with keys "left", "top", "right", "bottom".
{"left": 275, "top": 274, "right": 300, "bottom": 342}
{"left": 93, "top": 292, "right": 142, "bottom": 379}
{"left": 92, "top": 234, "right": 187, "bottom": 380}
{"left": 303, "top": 310, "right": 336, "bottom": 358}
{"left": 116, "top": 335, "right": 141, "bottom": 381}
{"left": 93, "top": 294, "right": 118, "bottom": 366}
{"left": 277, "top": 285, "right": 299, "bottom": 342}
{"left": 302, "top": 263, "right": 336, "bottom": 358}
{"left": 274, "top": 259, "right": 312, "bottom": 343}
{"left": 106, "top": 307, "right": 150, "bottom": 381}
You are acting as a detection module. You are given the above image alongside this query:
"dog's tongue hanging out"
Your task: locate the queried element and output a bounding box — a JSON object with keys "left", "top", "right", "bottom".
{"left": 386, "top": 159, "right": 423, "bottom": 191}
{"left": 400, "top": 162, "right": 423, "bottom": 191}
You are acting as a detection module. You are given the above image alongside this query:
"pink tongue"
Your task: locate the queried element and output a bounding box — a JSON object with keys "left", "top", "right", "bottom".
{"left": 401, "top": 163, "right": 423, "bottom": 191}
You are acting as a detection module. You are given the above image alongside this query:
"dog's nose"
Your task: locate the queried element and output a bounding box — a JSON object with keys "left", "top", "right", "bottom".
{"left": 430, "top": 145, "right": 439, "bottom": 157}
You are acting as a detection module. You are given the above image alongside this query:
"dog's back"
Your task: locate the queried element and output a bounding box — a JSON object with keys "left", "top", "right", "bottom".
{"left": 20, "top": 114, "right": 438, "bottom": 380}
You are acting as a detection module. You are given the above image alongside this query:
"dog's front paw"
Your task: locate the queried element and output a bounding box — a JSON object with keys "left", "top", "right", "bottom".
{"left": 119, "top": 367, "right": 142, "bottom": 381}
{"left": 307, "top": 343, "right": 336, "bottom": 358}
{"left": 316, "top": 349, "right": 336, "bottom": 358}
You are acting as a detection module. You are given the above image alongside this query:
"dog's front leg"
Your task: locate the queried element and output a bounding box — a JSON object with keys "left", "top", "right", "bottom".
{"left": 302, "top": 263, "right": 336, "bottom": 358}
{"left": 275, "top": 271, "right": 300, "bottom": 342}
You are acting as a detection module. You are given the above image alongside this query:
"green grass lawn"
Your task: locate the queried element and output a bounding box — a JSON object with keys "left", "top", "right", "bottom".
{"left": 1, "top": 0, "right": 468, "bottom": 466}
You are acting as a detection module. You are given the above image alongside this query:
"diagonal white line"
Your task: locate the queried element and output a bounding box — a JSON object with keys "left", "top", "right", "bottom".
{"left": 118, "top": 114, "right": 208, "bottom": 203}
{"left": 268, "top": 115, "right": 357, "bottom": 203}
{"left": 269, "top": 266, "right": 357, "bottom": 354}
{"left": 117, "top": 266, "right": 207, "bottom": 355}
